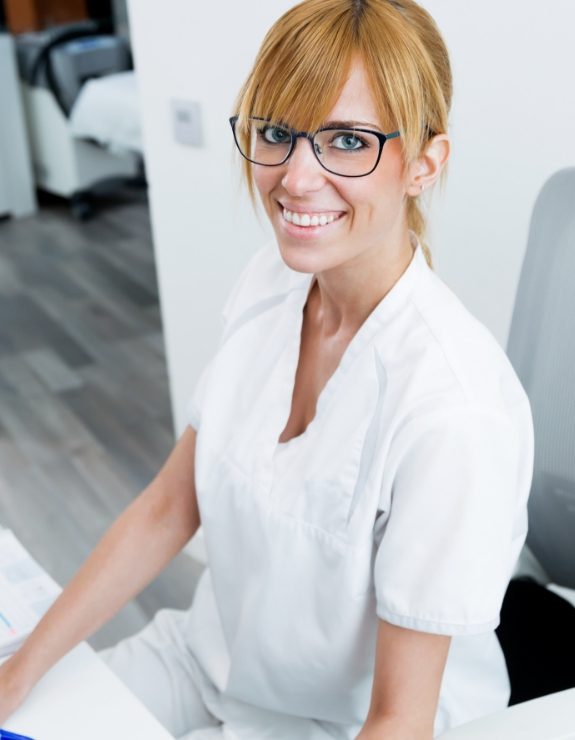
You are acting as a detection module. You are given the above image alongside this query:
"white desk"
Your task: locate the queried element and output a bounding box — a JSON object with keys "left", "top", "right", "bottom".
{"left": 3, "top": 645, "right": 575, "bottom": 740}
{"left": 437, "top": 687, "right": 575, "bottom": 740}
{"left": 1, "top": 642, "right": 173, "bottom": 739}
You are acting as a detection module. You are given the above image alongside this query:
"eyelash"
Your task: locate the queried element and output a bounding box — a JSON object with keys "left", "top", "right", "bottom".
{"left": 332, "top": 133, "right": 369, "bottom": 150}
{"left": 258, "top": 126, "right": 372, "bottom": 150}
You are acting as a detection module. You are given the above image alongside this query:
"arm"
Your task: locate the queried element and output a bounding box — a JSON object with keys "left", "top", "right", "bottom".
{"left": 356, "top": 618, "right": 451, "bottom": 740}
{"left": 0, "top": 425, "right": 201, "bottom": 723}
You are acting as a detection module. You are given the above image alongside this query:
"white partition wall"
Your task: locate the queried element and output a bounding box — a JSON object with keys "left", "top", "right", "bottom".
{"left": 0, "top": 34, "right": 36, "bottom": 219}
{"left": 126, "top": 0, "right": 293, "bottom": 437}
{"left": 127, "top": 0, "right": 575, "bottom": 437}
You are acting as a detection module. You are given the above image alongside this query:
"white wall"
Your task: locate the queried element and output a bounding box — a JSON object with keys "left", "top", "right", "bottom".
{"left": 425, "top": 1, "right": 575, "bottom": 340}
{"left": 127, "top": 0, "right": 575, "bottom": 438}
{"left": 127, "top": 0, "right": 293, "bottom": 436}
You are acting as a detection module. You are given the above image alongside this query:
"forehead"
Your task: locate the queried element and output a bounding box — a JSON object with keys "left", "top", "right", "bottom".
{"left": 326, "top": 59, "right": 381, "bottom": 126}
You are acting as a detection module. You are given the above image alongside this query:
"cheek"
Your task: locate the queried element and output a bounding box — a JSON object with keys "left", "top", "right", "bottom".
{"left": 338, "top": 183, "right": 377, "bottom": 222}
{"left": 253, "top": 166, "right": 278, "bottom": 200}
{"left": 356, "top": 164, "right": 406, "bottom": 222}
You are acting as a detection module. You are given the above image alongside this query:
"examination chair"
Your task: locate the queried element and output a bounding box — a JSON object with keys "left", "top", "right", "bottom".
{"left": 15, "top": 21, "right": 141, "bottom": 219}
{"left": 438, "top": 167, "right": 575, "bottom": 738}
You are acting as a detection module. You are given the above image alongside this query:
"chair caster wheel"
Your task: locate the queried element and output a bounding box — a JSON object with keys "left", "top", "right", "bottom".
{"left": 70, "top": 196, "right": 93, "bottom": 221}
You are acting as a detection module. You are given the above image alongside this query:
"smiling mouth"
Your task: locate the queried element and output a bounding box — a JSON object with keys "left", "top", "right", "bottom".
{"left": 278, "top": 203, "right": 346, "bottom": 228}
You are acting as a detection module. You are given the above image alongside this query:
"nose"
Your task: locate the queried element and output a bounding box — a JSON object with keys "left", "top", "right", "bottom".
{"left": 280, "top": 135, "right": 327, "bottom": 196}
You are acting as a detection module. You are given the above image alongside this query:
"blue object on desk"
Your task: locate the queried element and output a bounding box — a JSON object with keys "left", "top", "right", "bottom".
{"left": 0, "top": 730, "right": 36, "bottom": 739}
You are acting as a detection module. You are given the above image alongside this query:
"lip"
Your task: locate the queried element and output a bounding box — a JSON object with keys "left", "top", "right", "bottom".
{"left": 278, "top": 200, "right": 347, "bottom": 215}
{"left": 276, "top": 201, "right": 347, "bottom": 240}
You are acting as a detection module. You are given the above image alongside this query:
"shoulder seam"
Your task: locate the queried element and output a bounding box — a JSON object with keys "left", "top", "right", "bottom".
{"left": 410, "top": 294, "right": 471, "bottom": 404}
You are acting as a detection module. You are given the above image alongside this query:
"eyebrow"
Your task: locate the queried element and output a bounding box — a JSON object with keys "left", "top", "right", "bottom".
{"left": 321, "top": 119, "right": 383, "bottom": 131}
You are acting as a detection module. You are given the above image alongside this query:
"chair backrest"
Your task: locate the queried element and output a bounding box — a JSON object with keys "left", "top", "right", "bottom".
{"left": 507, "top": 167, "right": 575, "bottom": 590}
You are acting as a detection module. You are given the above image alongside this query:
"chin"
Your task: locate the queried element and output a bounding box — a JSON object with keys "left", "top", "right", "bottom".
{"left": 279, "top": 241, "right": 344, "bottom": 280}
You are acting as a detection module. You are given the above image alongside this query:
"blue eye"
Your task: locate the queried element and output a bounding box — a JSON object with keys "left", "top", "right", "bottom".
{"left": 332, "top": 133, "right": 366, "bottom": 151}
{"left": 260, "top": 125, "right": 291, "bottom": 144}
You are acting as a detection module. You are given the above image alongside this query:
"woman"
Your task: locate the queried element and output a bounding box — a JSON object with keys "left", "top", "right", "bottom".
{"left": 0, "top": 1, "right": 534, "bottom": 738}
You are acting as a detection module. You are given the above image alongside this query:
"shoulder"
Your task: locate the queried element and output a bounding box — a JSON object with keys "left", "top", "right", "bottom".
{"left": 374, "top": 266, "right": 531, "bottom": 420}
{"left": 221, "top": 239, "right": 307, "bottom": 328}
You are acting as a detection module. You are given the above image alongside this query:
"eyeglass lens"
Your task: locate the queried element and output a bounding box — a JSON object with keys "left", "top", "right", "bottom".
{"left": 238, "top": 118, "right": 382, "bottom": 176}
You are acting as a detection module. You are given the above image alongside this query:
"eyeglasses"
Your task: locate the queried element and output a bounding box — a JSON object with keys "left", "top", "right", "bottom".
{"left": 229, "top": 115, "right": 401, "bottom": 178}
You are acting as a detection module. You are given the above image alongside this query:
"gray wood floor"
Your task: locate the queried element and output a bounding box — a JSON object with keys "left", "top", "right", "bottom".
{"left": 0, "top": 187, "right": 204, "bottom": 651}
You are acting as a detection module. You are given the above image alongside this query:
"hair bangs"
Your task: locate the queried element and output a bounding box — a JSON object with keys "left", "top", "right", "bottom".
{"left": 237, "top": 12, "right": 355, "bottom": 134}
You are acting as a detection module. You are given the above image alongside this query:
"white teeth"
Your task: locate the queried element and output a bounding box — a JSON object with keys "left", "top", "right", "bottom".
{"left": 282, "top": 207, "right": 343, "bottom": 228}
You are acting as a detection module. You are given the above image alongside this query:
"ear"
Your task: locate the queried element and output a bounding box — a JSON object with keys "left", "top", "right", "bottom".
{"left": 405, "top": 134, "right": 450, "bottom": 197}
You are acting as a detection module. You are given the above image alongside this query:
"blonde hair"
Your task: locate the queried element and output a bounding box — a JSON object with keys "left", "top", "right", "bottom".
{"left": 232, "top": 0, "right": 453, "bottom": 269}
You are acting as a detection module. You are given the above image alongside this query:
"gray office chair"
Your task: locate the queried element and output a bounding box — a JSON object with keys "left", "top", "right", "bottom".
{"left": 507, "top": 167, "right": 575, "bottom": 589}
{"left": 439, "top": 168, "right": 575, "bottom": 738}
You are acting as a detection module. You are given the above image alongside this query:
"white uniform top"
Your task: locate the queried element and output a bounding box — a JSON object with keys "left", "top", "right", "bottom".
{"left": 185, "top": 231, "right": 534, "bottom": 738}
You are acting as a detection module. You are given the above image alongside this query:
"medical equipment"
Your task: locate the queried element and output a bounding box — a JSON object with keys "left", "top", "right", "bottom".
{"left": 15, "top": 21, "right": 141, "bottom": 219}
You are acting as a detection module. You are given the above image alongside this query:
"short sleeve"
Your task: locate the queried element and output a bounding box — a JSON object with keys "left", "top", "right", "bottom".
{"left": 374, "top": 405, "right": 526, "bottom": 636}
{"left": 186, "top": 358, "right": 215, "bottom": 431}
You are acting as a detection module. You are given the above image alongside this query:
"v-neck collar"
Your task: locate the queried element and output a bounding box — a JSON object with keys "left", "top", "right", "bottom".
{"left": 275, "top": 231, "right": 428, "bottom": 452}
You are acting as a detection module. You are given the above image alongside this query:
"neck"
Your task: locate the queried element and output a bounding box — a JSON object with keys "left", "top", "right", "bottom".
{"left": 307, "top": 229, "right": 416, "bottom": 338}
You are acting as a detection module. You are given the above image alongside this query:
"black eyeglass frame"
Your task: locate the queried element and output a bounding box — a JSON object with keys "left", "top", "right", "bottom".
{"left": 229, "top": 115, "right": 401, "bottom": 178}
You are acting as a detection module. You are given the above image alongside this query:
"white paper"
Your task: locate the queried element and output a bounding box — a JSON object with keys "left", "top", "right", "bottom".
{"left": 0, "top": 529, "right": 61, "bottom": 657}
